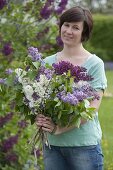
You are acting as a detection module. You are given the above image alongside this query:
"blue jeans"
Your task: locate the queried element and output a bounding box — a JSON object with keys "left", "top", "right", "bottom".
{"left": 43, "top": 144, "right": 104, "bottom": 170}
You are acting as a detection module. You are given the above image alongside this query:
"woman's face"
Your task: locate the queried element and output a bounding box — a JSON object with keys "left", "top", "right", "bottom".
{"left": 60, "top": 21, "right": 84, "bottom": 47}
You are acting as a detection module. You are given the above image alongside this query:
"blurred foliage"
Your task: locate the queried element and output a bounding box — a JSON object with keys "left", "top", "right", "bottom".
{"left": 85, "top": 14, "right": 113, "bottom": 61}
{"left": 0, "top": 0, "right": 67, "bottom": 169}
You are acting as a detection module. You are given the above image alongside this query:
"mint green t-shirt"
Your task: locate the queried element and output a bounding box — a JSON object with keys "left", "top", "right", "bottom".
{"left": 44, "top": 53, "right": 107, "bottom": 146}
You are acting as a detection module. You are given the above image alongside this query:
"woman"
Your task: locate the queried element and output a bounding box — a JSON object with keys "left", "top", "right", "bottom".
{"left": 36, "top": 6, "right": 107, "bottom": 170}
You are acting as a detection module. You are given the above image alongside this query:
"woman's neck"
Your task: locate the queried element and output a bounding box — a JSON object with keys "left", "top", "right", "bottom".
{"left": 61, "top": 44, "right": 87, "bottom": 59}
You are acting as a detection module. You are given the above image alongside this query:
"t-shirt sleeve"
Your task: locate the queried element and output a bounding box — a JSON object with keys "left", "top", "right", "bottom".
{"left": 89, "top": 61, "right": 107, "bottom": 91}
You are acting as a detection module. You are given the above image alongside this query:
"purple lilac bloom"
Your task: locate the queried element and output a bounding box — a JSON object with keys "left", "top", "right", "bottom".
{"left": 52, "top": 61, "right": 74, "bottom": 75}
{"left": 55, "top": 0, "right": 68, "bottom": 14}
{"left": 53, "top": 61, "right": 93, "bottom": 82}
{"left": 0, "top": 112, "right": 13, "bottom": 128}
{"left": 81, "top": 84, "right": 100, "bottom": 100}
{"left": 36, "top": 149, "right": 41, "bottom": 158}
{"left": 0, "top": 0, "right": 7, "bottom": 10}
{"left": 32, "top": 92, "right": 40, "bottom": 101}
{"left": 18, "top": 120, "right": 28, "bottom": 129}
{"left": 56, "top": 36, "right": 63, "bottom": 47}
{"left": 71, "top": 66, "right": 93, "bottom": 82}
{"left": 2, "top": 43, "right": 13, "bottom": 56}
{"left": 5, "top": 68, "right": 13, "bottom": 75}
{"left": 25, "top": 65, "right": 30, "bottom": 71}
{"left": 2, "top": 135, "right": 18, "bottom": 152}
{"left": 5, "top": 152, "right": 18, "bottom": 163}
{"left": 61, "top": 92, "right": 79, "bottom": 105}
{"left": 44, "top": 69, "right": 53, "bottom": 80}
{"left": 40, "top": 4, "right": 52, "bottom": 20}
{"left": 28, "top": 47, "right": 42, "bottom": 62}
{"left": 73, "top": 90, "right": 88, "bottom": 101}
{"left": 0, "top": 78, "right": 6, "bottom": 84}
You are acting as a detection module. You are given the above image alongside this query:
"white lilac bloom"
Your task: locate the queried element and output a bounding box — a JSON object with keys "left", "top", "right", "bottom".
{"left": 73, "top": 80, "right": 88, "bottom": 88}
{"left": 33, "top": 82, "right": 46, "bottom": 97}
{"left": 15, "top": 68, "right": 27, "bottom": 83}
{"left": 29, "top": 100, "right": 35, "bottom": 108}
{"left": 39, "top": 74, "right": 50, "bottom": 86}
{"left": 23, "top": 85, "right": 34, "bottom": 101}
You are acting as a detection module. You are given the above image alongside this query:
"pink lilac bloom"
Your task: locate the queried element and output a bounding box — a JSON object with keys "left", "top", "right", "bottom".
{"left": 2, "top": 43, "right": 13, "bottom": 56}
{"left": 0, "top": 0, "right": 7, "bottom": 10}
{"left": 0, "top": 112, "right": 13, "bottom": 128}
{"left": 2, "top": 135, "right": 18, "bottom": 152}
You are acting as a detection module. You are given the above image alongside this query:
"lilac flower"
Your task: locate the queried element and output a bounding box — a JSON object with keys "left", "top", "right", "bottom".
{"left": 81, "top": 84, "right": 100, "bottom": 100}
{"left": 0, "top": 78, "right": 6, "bottom": 84}
{"left": 56, "top": 36, "right": 63, "bottom": 47}
{"left": 0, "top": 0, "right": 7, "bottom": 10}
{"left": 71, "top": 66, "right": 93, "bottom": 82}
{"left": 73, "top": 90, "right": 88, "bottom": 101}
{"left": 0, "top": 112, "right": 13, "bottom": 128}
{"left": 44, "top": 69, "right": 53, "bottom": 80}
{"left": 28, "top": 47, "right": 42, "bottom": 61}
{"left": 53, "top": 61, "right": 74, "bottom": 75}
{"left": 2, "top": 135, "right": 18, "bottom": 152}
{"left": 5, "top": 152, "right": 18, "bottom": 163}
{"left": 55, "top": 0, "right": 68, "bottom": 14}
{"left": 2, "top": 43, "right": 13, "bottom": 56}
{"left": 40, "top": 5, "right": 52, "bottom": 20}
{"left": 18, "top": 120, "right": 28, "bottom": 129}
{"left": 36, "top": 149, "right": 41, "bottom": 158}
{"left": 32, "top": 92, "right": 40, "bottom": 101}
{"left": 53, "top": 61, "right": 93, "bottom": 82}
{"left": 61, "top": 92, "right": 79, "bottom": 105}
{"left": 5, "top": 68, "right": 13, "bottom": 75}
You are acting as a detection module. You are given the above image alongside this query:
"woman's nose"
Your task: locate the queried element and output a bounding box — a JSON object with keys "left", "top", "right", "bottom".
{"left": 66, "top": 27, "right": 72, "bottom": 34}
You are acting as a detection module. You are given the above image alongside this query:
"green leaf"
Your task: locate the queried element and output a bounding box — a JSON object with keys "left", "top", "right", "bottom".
{"left": 32, "top": 61, "right": 40, "bottom": 69}
{"left": 55, "top": 101, "right": 62, "bottom": 107}
{"left": 80, "top": 111, "right": 91, "bottom": 120}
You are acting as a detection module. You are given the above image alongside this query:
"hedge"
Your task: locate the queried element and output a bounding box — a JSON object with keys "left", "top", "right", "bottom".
{"left": 85, "top": 14, "right": 113, "bottom": 61}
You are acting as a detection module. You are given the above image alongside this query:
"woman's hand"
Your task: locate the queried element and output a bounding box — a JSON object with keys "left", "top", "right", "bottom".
{"left": 36, "top": 114, "right": 56, "bottom": 134}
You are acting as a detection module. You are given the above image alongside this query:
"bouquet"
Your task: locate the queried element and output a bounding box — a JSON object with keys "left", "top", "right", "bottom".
{"left": 0, "top": 47, "right": 99, "bottom": 150}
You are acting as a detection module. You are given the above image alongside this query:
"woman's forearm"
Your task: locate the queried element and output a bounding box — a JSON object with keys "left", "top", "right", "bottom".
{"left": 54, "top": 119, "right": 87, "bottom": 135}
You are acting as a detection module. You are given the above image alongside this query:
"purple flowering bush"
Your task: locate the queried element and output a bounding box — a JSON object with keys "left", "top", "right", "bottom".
{"left": 0, "top": 1, "right": 69, "bottom": 169}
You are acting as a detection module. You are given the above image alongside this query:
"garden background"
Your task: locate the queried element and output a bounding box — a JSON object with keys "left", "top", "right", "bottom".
{"left": 0, "top": 0, "right": 113, "bottom": 170}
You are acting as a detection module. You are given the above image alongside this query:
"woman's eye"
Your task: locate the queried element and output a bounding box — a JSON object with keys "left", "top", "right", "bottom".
{"left": 64, "top": 23, "right": 69, "bottom": 27}
{"left": 73, "top": 27, "right": 79, "bottom": 30}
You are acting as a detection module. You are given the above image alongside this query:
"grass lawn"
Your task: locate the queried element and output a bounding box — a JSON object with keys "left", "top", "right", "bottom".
{"left": 99, "top": 70, "right": 113, "bottom": 170}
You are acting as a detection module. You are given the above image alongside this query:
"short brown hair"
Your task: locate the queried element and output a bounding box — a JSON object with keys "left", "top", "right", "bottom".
{"left": 59, "top": 6, "right": 93, "bottom": 42}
